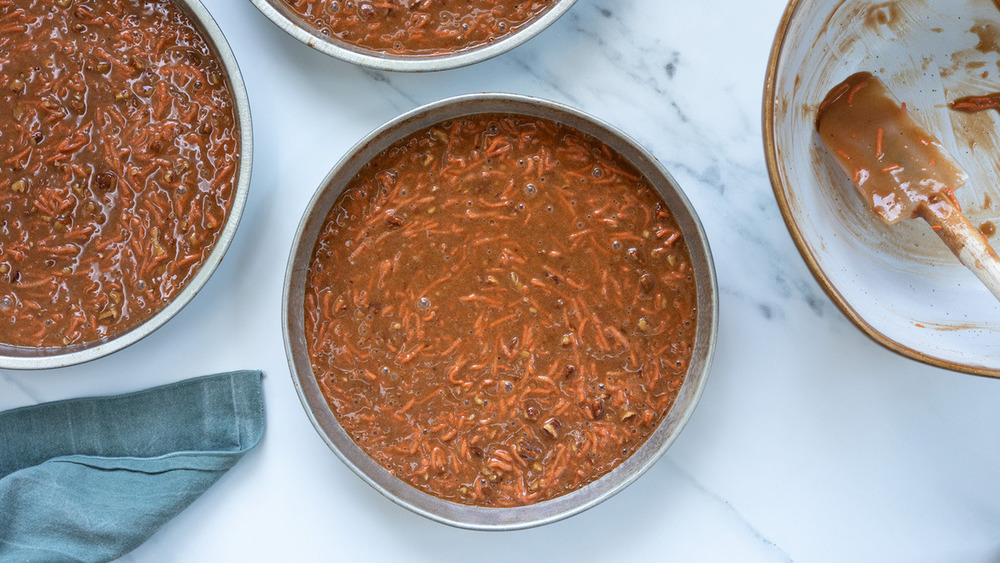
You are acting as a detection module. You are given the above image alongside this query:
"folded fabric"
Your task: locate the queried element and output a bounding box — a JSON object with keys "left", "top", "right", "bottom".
{"left": 0, "top": 370, "right": 264, "bottom": 563}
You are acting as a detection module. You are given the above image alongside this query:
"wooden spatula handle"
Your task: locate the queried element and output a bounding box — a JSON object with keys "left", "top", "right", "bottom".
{"left": 916, "top": 203, "right": 1000, "bottom": 302}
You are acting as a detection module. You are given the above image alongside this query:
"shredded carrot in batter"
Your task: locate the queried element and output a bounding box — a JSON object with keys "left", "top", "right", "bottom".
{"left": 304, "top": 114, "right": 698, "bottom": 506}
{"left": 279, "top": 0, "right": 555, "bottom": 56}
{"left": 0, "top": 0, "right": 240, "bottom": 347}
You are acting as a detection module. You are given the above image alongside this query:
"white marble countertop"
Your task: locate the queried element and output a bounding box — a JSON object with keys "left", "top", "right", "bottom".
{"left": 3, "top": 0, "right": 1000, "bottom": 560}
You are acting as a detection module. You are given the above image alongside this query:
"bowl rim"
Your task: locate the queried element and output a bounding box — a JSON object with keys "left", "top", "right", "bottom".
{"left": 282, "top": 92, "right": 718, "bottom": 530}
{"left": 0, "top": 0, "right": 254, "bottom": 370}
{"left": 761, "top": 0, "right": 1000, "bottom": 379}
{"left": 248, "top": 0, "right": 578, "bottom": 72}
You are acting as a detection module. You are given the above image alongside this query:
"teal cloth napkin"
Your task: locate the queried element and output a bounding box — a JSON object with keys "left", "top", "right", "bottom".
{"left": 0, "top": 370, "right": 264, "bottom": 562}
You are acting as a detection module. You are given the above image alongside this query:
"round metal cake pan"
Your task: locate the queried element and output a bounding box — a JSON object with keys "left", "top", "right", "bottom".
{"left": 249, "top": 0, "right": 577, "bottom": 72}
{"left": 283, "top": 93, "right": 718, "bottom": 530}
{"left": 0, "top": 0, "right": 253, "bottom": 370}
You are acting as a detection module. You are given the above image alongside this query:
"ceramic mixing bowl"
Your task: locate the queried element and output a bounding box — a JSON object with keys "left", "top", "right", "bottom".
{"left": 764, "top": 0, "right": 1000, "bottom": 377}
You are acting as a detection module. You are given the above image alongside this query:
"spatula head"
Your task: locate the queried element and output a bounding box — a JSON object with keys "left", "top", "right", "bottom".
{"left": 816, "top": 72, "right": 968, "bottom": 224}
